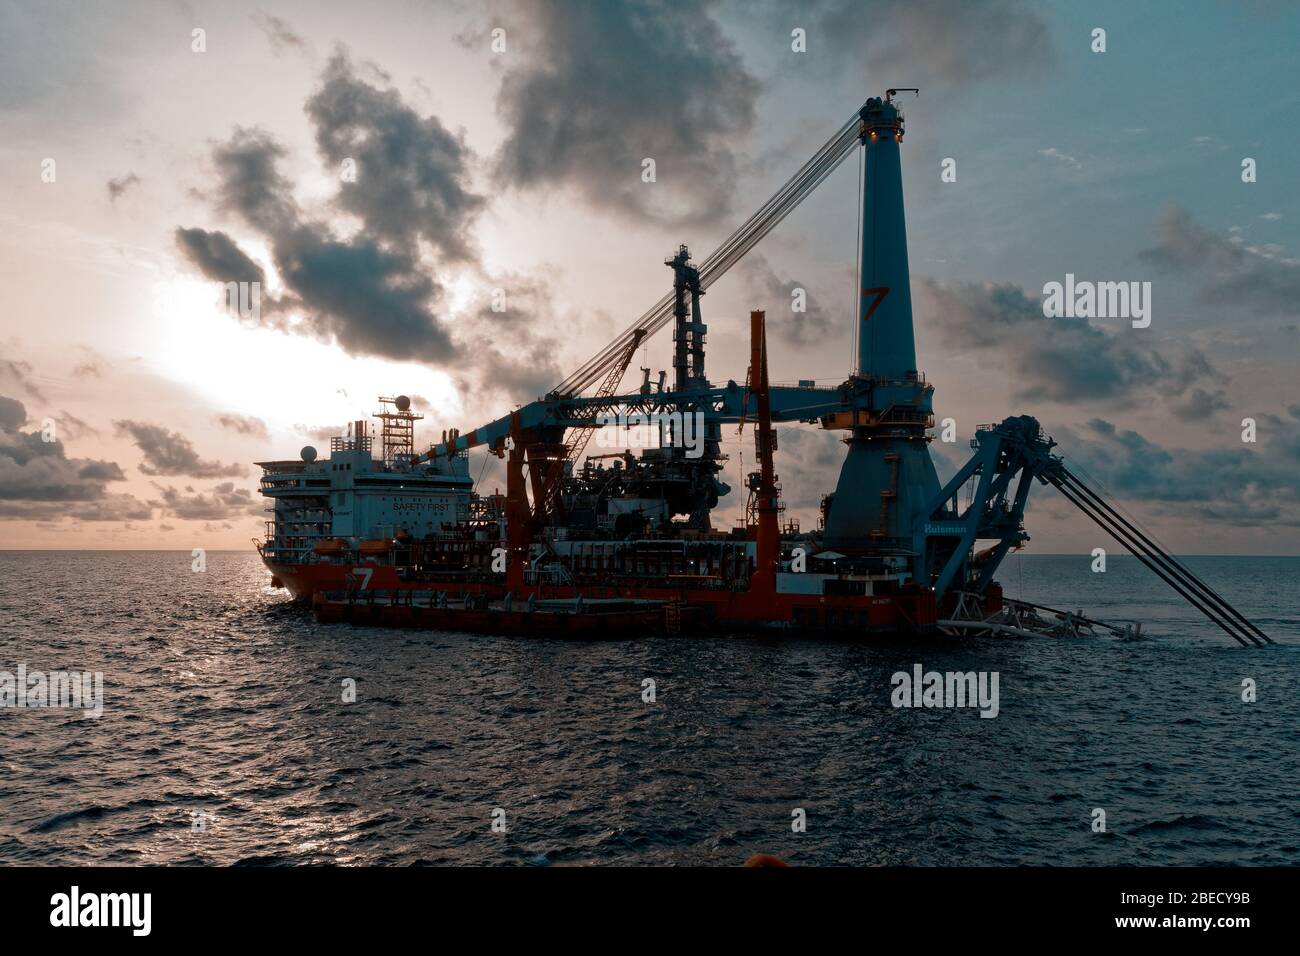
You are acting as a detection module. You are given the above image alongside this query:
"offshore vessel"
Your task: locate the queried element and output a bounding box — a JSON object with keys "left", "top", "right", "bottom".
{"left": 256, "top": 93, "right": 1271, "bottom": 646}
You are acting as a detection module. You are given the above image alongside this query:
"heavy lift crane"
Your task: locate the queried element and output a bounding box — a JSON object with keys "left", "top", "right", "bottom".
{"left": 418, "top": 91, "right": 1270, "bottom": 647}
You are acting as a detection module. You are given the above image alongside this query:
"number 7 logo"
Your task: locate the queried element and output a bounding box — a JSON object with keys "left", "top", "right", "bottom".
{"left": 351, "top": 567, "right": 373, "bottom": 590}
{"left": 862, "top": 286, "right": 889, "bottom": 322}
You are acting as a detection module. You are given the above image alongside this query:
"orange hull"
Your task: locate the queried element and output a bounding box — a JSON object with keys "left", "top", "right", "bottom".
{"left": 264, "top": 557, "right": 937, "bottom": 634}
{"left": 264, "top": 559, "right": 497, "bottom": 603}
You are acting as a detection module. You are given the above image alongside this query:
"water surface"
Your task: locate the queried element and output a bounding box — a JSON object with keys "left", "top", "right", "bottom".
{"left": 1, "top": 551, "right": 1296, "bottom": 865}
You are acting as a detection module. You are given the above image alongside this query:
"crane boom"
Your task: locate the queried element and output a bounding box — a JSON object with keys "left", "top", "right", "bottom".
{"left": 532, "top": 329, "right": 647, "bottom": 522}
{"left": 553, "top": 109, "right": 863, "bottom": 396}
{"left": 566, "top": 329, "right": 646, "bottom": 465}
{"left": 422, "top": 103, "right": 866, "bottom": 463}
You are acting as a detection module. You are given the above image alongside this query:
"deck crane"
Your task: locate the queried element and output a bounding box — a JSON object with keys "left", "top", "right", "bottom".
{"left": 418, "top": 92, "right": 1269, "bottom": 646}
{"left": 530, "top": 328, "right": 646, "bottom": 524}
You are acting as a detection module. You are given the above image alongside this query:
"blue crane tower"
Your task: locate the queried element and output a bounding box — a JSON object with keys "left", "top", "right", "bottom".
{"left": 822, "top": 91, "right": 942, "bottom": 550}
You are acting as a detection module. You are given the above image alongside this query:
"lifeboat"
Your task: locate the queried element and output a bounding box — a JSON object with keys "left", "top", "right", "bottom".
{"left": 358, "top": 539, "right": 392, "bottom": 557}
{"left": 313, "top": 538, "right": 348, "bottom": 556}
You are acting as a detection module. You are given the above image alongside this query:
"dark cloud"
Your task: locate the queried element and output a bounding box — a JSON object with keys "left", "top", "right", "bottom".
{"left": 178, "top": 124, "right": 459, "bottom": 364}
{"left": 743, "top": 254, "right": 836, "bottom": 347}
{"left": 107, "top": 172, "right": 139, "bottom": 202}
{"left": 490, "top": 0, "right": 758, "bottom": 226}
{"left": 0, "top": 395, "right": 130, "bottom": 509}
{"left": 275, "top": 224, "right": 455, "bottom": 360}
{"left": 1139, "top": 205, "right": 1300, "bottom": 317}
{"left": 113, "top": 420, "right": 246, "bottom": 478}
{"left": 914, "top": 279, "right": 1230, "bottom": 417}
{"left": 306, "top": 51, "right": 484, "bottom": 260}
{"left": 174, "top": 227, "right": 266, "bottom": 286}
{"left": 0, "top": 396, "right": 25, "bottom": 431}
{"left": 155, "top": 482, "right": 261, "bottom": 522}
{"left": 209, "top": 127, "right": 299, "bottom": 234}
{"left": 1051, "top": 416, "right": 1300, "bottom": 527}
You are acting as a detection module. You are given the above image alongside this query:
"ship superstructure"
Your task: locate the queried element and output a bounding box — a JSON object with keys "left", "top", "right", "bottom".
{"left": 257, "top": 93, "right": 1270, "bottom": 647}
{"left": 257, "top": 396, "right": 489, "bottom": 592}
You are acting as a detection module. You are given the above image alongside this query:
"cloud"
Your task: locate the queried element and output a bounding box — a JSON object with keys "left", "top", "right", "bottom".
{"left": 53, "top": 411, "right": 99, "bottom": 441}
{"left": 452, "top": 273, "right": 565, "bottom": 403}
{"left": 273, "top": 225, "right": 456, "bottom": 361}
{"left": 295, "top": 423, "right": 344, "bottom": 443}
{"left": 1050, "top": 415, "right": 1300, "bottom": 527}
{"left": 743, "top": 254, "right": 836, "bottom": 347}
{"left": 913, "top": 279, "right": 1230, "bottom": 418}
{"left": 489, "top": 0, "right": 758, "bottom": 226}
{"left": 1139, "top": 205, "right": 1300, "bottom": 317}
{"left": 1, "top": 359, "right": 46, "bottom": 402}
{"left": 179, "top": 92, "right": 560, "bottom": 399}
{"left": 155, "top": 482, "right": 261, "bottom": 521}
{"left": 107, "top": 172, "right": 140, "bottom": 202}
{"left": 215, "top": 413, "right": 270, "bottom": 439}
{"left": 67, "top": 494, "right": 153, "bottom": 522}
{"left": 174, "top": 227, "right": 266, "bottom": 286}
{"left": 765, "top": 426, "right": 843, "bottom": 511}
{"left": 0, "top": 395, "right": 135, "bottom": 515}
{"left": 306, "top": 50, "right": 484, "bottom": 261}
{"left": 208, "top": 127, "right": 299, "bottom": 233}
{"left": 178, "top": 123, "right": 460, "bottom": 364}
{"left": 113, "top": 420, "right": 246, "bottom": 478}
{"left": 0, "top": 396, "right": 25, "bottom": 431}
{"left": 253, "top": 12, "right": 306, "bottom": 55}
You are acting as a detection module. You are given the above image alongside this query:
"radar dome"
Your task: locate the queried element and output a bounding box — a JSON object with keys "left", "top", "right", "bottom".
{"left": 300, "top": 445, "right": 318, "bottom": 462}
{"left": 395, "top": 395, "right": 411, "bottom": 411}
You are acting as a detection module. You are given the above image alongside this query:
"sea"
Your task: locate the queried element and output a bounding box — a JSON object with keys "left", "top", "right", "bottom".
{"left": 1, "top": 551, "right": 1296, "bottom": 866}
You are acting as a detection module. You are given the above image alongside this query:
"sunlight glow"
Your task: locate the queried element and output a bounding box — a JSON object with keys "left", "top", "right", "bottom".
{"left": 142, "top": 274, "right": 466, "bottom": 442}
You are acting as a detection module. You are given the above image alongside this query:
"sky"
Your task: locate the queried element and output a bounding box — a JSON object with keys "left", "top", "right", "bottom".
{"left": 1, "top": 0, "right": 1297, "bottom": 553}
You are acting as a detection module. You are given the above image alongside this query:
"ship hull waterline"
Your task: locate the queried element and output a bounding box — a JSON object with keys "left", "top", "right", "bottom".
{"left": 263, "top": 557, "right": 954, "bottom": 637}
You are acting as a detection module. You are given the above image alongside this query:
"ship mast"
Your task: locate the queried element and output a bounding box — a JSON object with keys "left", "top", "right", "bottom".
{"left": 374, "top": 395, "right": 423, "bottom": 463}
